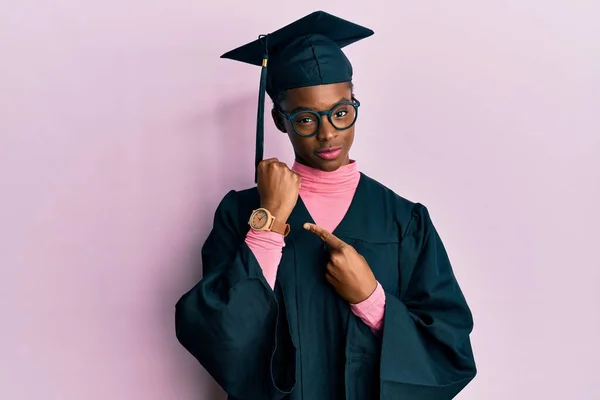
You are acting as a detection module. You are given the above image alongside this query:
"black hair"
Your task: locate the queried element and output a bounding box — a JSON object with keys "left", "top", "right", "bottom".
{"left": 271, "top": 81, "right": 355, "bottom": 109}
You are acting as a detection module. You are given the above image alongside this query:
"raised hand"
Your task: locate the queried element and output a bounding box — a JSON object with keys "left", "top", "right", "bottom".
{"left": 257, "top": 158, "right": 301, "bottom": 223}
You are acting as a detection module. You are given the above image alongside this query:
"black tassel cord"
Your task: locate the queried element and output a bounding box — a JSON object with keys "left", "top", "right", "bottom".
{"left": 255, "top": 34, "right": 269, "bottom": 184}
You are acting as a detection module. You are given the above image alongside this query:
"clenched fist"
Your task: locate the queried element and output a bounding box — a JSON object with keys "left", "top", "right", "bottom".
{"left": 303, "top": 223, "right": 378, "bottom": 304}
{"left": 257, "top": 158, "right": 301, "bottom": 223}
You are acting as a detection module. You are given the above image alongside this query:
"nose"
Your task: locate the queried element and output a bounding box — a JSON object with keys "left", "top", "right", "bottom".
{"left": 316, "top": 116, "right": 336, "bottom": 141}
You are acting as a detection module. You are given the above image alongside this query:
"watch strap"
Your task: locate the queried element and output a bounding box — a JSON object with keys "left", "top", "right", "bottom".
{"left": 270, "top": 218, "right": 290, "bottom": 237}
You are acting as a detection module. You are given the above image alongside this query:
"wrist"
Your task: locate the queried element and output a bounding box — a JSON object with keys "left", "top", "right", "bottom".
{"left": 260, "top": 204, "right": 290, "bottom": 224}
{"left": 249, "top": 207, "right": 291, "bottom": 237}
{"left": 353, "top": 279, "right": 379, "bottom": 304}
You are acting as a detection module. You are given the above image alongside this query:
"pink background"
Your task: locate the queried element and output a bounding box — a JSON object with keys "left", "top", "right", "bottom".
{"left": 1, "top": 1, "right": 599, "bottom": 399}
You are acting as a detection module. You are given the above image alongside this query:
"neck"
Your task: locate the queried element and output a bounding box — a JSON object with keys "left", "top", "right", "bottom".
{"left": 291, "top": 160, "right": 360, "bottom": 194}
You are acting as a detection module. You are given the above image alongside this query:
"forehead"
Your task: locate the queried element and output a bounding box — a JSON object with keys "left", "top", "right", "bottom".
{"left": 283, "top": 82, "right": 352, "bottom": 110}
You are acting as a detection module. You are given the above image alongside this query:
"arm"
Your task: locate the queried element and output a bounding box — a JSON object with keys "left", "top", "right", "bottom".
{"left": 245, "top": 157, "right": 300, "bottom": 290}
{"left": 245, "top": 229, "right": 285, "bottom": 290}
{"left": 349, "top": 281, "right": 386, "bottom": 336}
{"left": 378, "top": 203, "right": 476, "bottom": 399}
{"left": 174, "top": 190, "right": 296, "bottom": 400}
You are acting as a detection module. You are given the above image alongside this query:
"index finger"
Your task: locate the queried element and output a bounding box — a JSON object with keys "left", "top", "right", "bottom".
{"left": 303, "top": 223, "right": 346, "bottom": 251}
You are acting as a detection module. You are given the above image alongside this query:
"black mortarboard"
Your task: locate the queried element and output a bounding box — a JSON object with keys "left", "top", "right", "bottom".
{"left": 220, "top": 11, "right": 374, "bottom": 182}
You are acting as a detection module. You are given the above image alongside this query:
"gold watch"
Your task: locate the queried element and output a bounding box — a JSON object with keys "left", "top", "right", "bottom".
{"left": 248, "top": 208, "right": 290, "bottom": 237}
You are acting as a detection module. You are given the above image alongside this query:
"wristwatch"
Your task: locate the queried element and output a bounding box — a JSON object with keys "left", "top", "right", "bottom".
{"left": 248, "top": 208, "right": 290, "bottom": 237}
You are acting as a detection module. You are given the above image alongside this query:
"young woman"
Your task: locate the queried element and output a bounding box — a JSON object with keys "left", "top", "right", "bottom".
{"left": 175, "top": 11, "right": 477, "bottom": 400}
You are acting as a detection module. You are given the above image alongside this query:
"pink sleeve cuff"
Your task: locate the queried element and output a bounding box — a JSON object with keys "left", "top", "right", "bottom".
{"left": 350, "top": 281, "right": 386, "bottom": 336}
{"left": 245, "top": 229, "right": 285, "bottom": 290}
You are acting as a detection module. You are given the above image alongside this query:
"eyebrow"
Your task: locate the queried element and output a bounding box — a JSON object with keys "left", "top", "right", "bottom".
{"left": 287, "top": 96, "right": 352, "bottom": 114}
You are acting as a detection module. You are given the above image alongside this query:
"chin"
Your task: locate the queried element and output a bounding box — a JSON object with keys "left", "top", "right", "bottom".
{"left": 297, "top": 152, "right": 350, "bottom": 172}
{"left": 311, "top": 157, "right": 348, "bottom": 172}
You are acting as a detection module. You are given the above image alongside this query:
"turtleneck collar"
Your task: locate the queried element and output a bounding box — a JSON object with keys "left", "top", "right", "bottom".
{"left": 291, "top": 160, "right": 360, "bottom": 194}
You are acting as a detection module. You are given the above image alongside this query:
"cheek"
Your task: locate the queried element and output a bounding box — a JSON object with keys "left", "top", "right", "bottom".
{"left": 287, "top": 132, "right": 307, "bottom": 152}
{"left": 343, "top": 129, "right": 355, "bottom": 149}
{"left": 287, "top": 132, "right": 316, "bottom": 153}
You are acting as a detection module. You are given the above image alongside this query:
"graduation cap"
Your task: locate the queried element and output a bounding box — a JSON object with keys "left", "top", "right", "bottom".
{"left": 220, "top": 11, "right": 374, "bottom": 182}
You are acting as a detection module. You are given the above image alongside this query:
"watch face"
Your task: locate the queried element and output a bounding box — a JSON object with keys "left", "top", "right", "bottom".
{"left": 250, "top": 209, "right": 269, "bottom": 230}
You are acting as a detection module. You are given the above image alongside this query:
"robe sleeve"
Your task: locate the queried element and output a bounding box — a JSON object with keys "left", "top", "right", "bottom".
{"left": 174, "top": 190, "right": 296, "bottom": 400}
{"left": 379, "top": 203, "right": 477, "bottom": 399}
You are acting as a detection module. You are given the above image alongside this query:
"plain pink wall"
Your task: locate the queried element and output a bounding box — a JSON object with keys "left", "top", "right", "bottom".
{"left": 1, "top": 1, "right": 599, "bottom": 399}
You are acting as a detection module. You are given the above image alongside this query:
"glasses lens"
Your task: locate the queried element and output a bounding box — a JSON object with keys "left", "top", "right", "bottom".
{"left": 330, "top": 103, "right": 357, "bottom": 129}
{"left": 293, "top": 112, "right": 319, "bottom": 136}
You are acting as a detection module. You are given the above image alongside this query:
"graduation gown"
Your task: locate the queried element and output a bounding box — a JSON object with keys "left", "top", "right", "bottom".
{"left": 175, "top": 173, "right": 477, "bottom": 399}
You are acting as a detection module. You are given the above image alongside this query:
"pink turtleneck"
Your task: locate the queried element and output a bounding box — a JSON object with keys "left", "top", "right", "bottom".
{"left": 244, "top": 161, "right": 385, "bottom": 335}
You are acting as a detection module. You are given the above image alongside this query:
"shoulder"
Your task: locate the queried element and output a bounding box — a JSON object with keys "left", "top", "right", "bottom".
{"left": 212, "top": 186, "right": 260, "bottom": 230}
{"left": 359, "top": 172, "right": 431, "bottom": 236}
{"left": 219, "top": 186, "right": 260, "bottom": 205}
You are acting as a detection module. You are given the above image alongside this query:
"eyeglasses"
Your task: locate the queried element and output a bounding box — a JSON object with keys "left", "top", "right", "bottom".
{"left": 276, "top": 98, "right": 360, "bottom": 137}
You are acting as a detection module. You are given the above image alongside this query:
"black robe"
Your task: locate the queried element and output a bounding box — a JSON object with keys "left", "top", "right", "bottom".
{"left": 175, "top": 173, "right": 477, "bottom": 399}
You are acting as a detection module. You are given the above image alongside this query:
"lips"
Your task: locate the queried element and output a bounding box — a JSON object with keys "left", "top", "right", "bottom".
{"left": 315, "top": 146, "right": 343, "bottom": 160}
{"left": 315, "top": 146, "right": 342, "bottom": 154}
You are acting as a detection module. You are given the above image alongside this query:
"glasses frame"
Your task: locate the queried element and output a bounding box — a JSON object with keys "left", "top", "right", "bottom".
{"left": 276, "top": 97, "right": 361, "bottom": 137}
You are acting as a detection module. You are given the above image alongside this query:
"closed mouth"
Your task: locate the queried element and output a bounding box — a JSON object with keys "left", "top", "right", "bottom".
{"left": 315, "top": 146, "right": 342, "bottom": 154}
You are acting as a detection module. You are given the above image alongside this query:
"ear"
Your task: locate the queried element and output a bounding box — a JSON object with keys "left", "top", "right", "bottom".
{"left": 271, "top": 108, "right": 287, "bottom": 133}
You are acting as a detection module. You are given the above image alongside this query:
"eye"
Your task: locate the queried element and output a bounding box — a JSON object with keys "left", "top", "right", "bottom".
{"left": 294, "top": 112, "right": 317, "bottom": 125}
{"left": 334, "top": 109, "right": 348, "bottom": 118}
{"left": 298, "top": 117, "right": 314, "bottom": 124}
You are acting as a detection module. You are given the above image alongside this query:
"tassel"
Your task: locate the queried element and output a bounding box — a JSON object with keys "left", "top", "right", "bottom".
{"left": 255, "top": 34, "right": 269, "bottom": 184}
